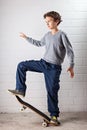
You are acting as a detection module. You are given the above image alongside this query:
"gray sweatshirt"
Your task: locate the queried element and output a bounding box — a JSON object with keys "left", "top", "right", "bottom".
{"left": 26, "top": 30, "right": 74, "bottom": 68}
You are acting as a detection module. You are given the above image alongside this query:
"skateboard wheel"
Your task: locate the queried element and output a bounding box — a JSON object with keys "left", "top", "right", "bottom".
{"left": 20, "top": 108, "right": 24, "bottom": 111}
{"left": 20, "top": 106, "right": 26, "bottom": 111}
{"left": 42, "top": 121, "right": 48, "bottom": 127}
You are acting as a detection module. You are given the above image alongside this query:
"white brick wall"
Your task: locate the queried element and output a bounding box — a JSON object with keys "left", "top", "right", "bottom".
{"left": 0, "top": 0, "right": 87, "bottom": 113}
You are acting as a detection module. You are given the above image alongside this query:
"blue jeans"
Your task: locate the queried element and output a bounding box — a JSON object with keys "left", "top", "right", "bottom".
{"left": 16, "top": 59, "right": 62, "bottom": 117}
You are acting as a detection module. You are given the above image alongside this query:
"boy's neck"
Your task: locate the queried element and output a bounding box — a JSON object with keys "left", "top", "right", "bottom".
{"left": 51, "top": 28, "right": 59, "bottom": 35}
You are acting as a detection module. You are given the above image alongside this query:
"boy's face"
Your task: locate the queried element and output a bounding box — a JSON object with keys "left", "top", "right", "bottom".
{"left": 45, "top": 16, "right": 58, "bottom": 30}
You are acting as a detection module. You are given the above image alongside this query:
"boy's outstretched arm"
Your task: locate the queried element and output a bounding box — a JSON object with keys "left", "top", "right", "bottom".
{"left": 19, "top": 32, "right": 46, "bottom": 47}
{"left": 20, "top": 32, "right": 27, "bottom": 39}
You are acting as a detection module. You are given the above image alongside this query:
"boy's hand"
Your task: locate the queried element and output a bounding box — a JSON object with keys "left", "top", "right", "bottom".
{"left": 67, "top": 67, "right": 74, "bottom": 78}
{"left": 20, "top": 32, "right": 27, "bottom": 39}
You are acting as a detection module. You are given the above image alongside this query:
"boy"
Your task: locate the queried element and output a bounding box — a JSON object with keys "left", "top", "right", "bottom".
{"left": 8, "top": 11, "right": 74, "bottom": 125}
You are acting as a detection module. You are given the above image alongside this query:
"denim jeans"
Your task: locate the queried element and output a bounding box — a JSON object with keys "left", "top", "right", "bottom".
{"left": 16, "top": 59, "right": 62, "bottom": 117}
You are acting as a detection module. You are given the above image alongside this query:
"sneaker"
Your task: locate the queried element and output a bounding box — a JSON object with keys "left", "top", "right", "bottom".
{"left": 50, "top": 116, "right": 60, "bottom": 126}
{"left": 8, "top": 89, "right": 25, "bottom": 97}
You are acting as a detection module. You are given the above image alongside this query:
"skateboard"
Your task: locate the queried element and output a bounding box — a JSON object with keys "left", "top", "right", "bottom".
{"left": 15, "top": 95, "right": 51, "bottom": 127}
{"left": 8, "top": 90, "right": 60, "bottom": 127}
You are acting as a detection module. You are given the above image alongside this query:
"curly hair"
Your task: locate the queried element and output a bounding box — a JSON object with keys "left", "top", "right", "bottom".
{"left": 43, "top": 11, "right": 62, "bottom": 25}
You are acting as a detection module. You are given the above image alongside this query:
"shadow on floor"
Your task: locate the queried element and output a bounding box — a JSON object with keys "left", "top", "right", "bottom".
{"left": 60, "top": 112, "right": 87, "bottom": 125}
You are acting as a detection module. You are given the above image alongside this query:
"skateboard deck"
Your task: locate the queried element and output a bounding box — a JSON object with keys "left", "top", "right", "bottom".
{"left": 8, "top": 90, "right": 60, "bottom": 127}
{"left": 15, "top": 95, "right": 51, "bottom": 127}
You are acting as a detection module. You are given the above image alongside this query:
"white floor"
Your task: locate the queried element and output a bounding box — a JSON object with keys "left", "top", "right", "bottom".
{"left": 0, "top": 112, "right": 87, "bottom": 130}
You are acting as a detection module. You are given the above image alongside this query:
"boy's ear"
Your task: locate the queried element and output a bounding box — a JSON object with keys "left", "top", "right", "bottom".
{"left": 54, "top": 19, "right": 59, "bottom": 25}
{"left": 56, "top": 20, "right": 59, "bottom": 25}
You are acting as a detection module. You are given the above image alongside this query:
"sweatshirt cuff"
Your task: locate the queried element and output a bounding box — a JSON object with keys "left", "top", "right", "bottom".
{"left": 70, "top": 63, "right": 74, "bottom": 68}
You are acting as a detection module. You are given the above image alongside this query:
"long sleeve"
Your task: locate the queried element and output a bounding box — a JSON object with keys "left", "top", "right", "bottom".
{"left": 26, "top": 35, "right": 46, "bottom": 47}
{"left": 61, "top": 33, "right": 74, "bottom": 68}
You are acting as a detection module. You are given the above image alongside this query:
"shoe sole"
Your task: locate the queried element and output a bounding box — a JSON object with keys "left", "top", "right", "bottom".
{"left": 8, "top": 90, "right": 25, "bottom": 98}
{"left": 50, "top": 120, "right": 61, "bottom": 126}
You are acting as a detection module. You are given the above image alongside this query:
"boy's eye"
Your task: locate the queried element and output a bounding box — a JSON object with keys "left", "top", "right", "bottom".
{"left": 46, "top": 21, "right": 49, "bottom": 24}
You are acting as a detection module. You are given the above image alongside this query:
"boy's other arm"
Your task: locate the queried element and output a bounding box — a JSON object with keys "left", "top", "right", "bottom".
{"left": 62, "top": 33, "right": 74, "bottom": 78}
{"left": 67, "top": 67, "right": 74, "bottom": 78}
